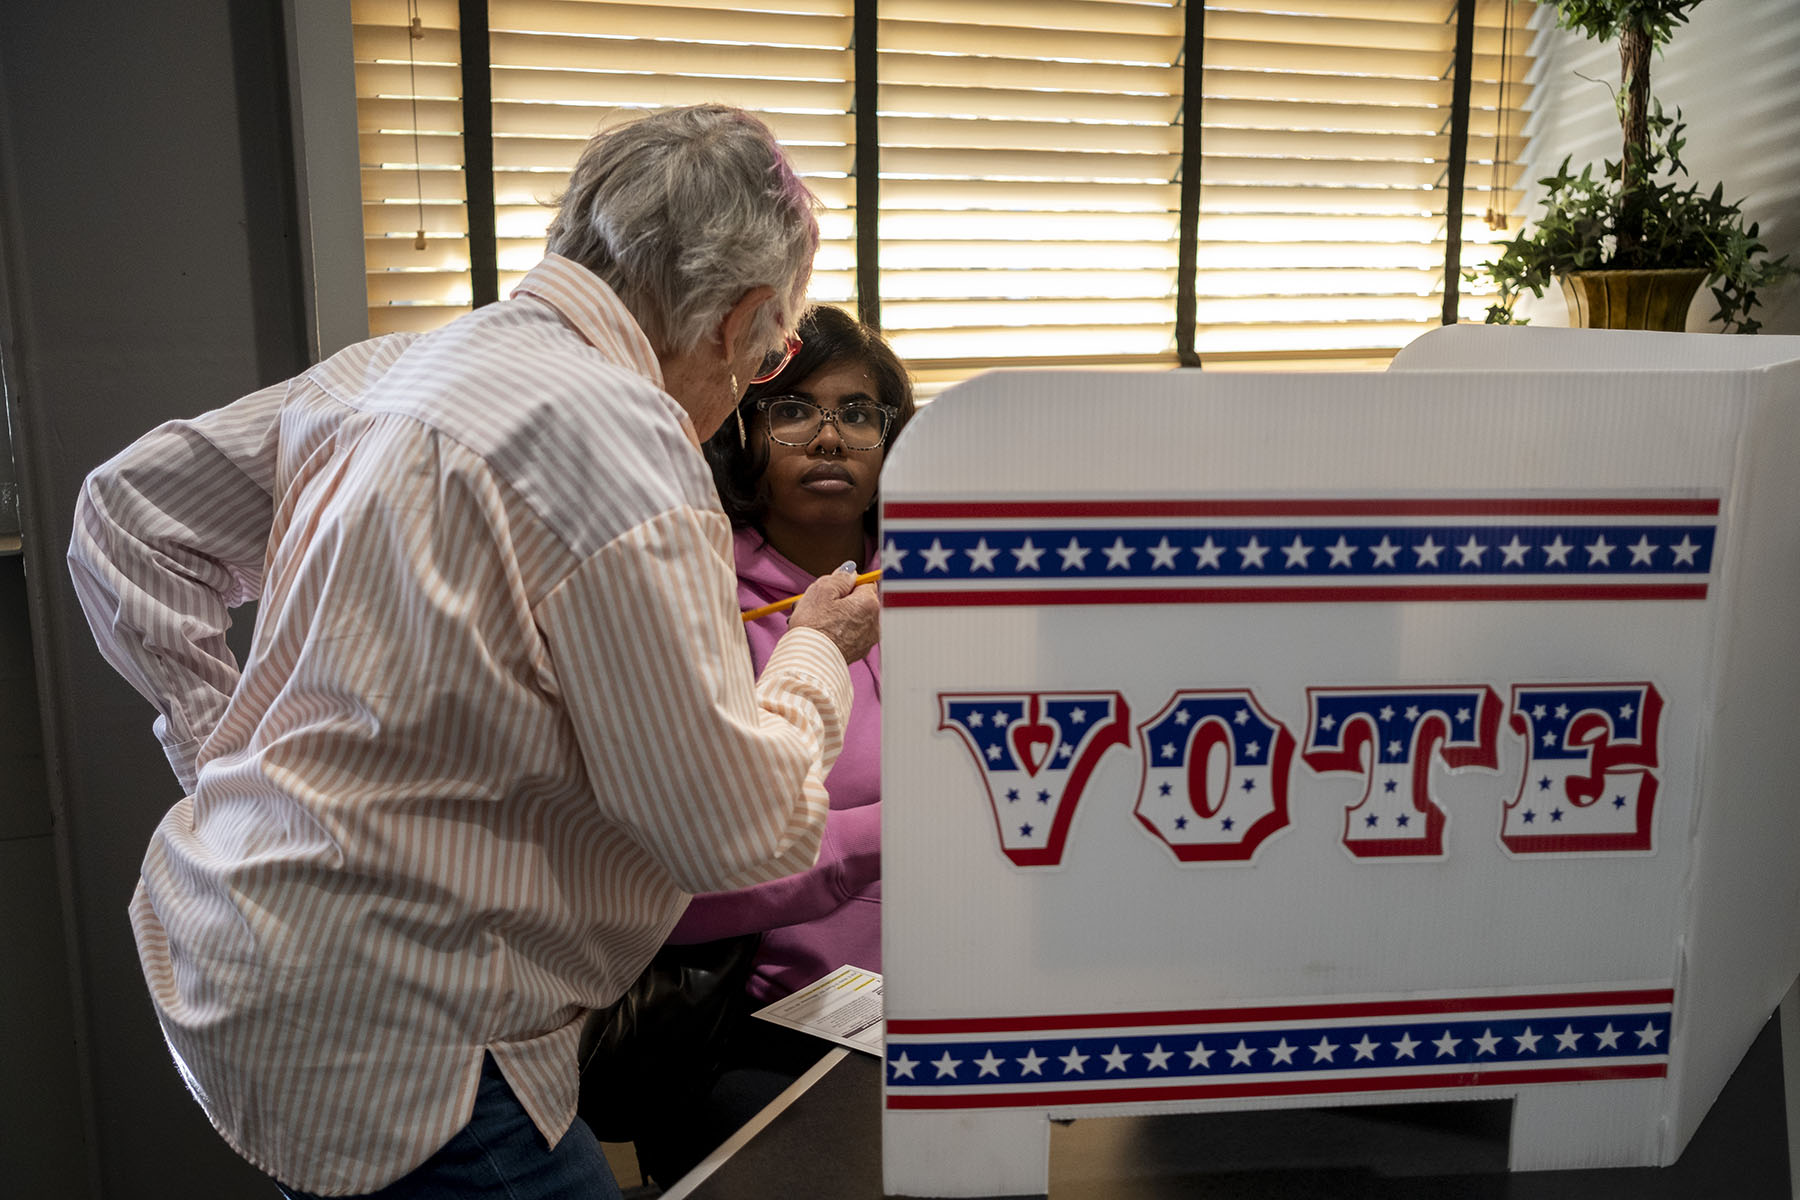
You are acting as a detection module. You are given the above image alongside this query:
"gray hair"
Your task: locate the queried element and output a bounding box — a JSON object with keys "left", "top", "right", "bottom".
{"left": 546, "top": 105, "right": 820, "bottom": 356}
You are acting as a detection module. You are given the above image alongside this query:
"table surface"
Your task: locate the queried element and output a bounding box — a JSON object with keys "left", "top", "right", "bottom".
{"left": 664, "top": 1010, "right": 1793, "bottom": 1199}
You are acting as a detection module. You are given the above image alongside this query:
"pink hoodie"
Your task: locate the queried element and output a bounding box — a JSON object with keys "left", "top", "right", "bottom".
{"left": 665, "top": 527, "right": 882, "bottom": 1002}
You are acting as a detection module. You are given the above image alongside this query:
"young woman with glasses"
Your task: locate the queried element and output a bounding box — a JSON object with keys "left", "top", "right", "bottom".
{"left": 608, "top": 305, "right": 913, "bottom": 1187}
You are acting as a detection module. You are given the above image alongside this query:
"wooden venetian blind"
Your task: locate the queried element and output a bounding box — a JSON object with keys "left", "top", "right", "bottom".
{"left": 488, "top": 0, "right": 857, "bottom": 308}
{"left": 874, "top": 0, "right": 1186, "bottom": 372}
{"left": 353, "top": 0, "right": 473, "bottom": 336}
{"left": 351, "top": 0, "right": 1535, "bottom": 367}
{"left": 1197, "top": 0, "right": 1534, "bottom": 365}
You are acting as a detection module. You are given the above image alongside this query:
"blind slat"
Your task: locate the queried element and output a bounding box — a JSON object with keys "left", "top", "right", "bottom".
{"left": 493, "top": 1, "right": 849, "bottom": 42}
{"left": 879, "top": 20, "right": 1180, "bottom": 65}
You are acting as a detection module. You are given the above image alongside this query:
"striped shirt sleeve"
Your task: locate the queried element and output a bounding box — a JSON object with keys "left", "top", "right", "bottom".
{"left": 67, "top": 381, "right": 285, "bottom": 792}
{"left": 537, "top": 502, "right": 852, "bottom": 894}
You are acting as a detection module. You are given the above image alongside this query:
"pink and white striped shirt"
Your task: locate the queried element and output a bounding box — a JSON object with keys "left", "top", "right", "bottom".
{"left": 67, "top": 255, "right": 850, "bottom": 1195}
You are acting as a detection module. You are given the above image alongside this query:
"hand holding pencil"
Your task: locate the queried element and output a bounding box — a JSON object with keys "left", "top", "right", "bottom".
{"left": 766, "top": 562, "right": 881, "bottom": 664}
{"left": 741, "top": 568, "right": 882, "bottom": 622}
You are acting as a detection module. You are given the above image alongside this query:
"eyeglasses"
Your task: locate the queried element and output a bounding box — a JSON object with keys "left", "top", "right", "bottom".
{"left": 749, "top": 332, "right": 803, "bottom": 385}
{"left": 756, "top": 396, "right": 892, "bottom": 451}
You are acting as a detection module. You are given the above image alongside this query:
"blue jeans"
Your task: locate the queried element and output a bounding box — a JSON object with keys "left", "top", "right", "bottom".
{"left": 277, "top": 1055, "right": 623, "bottom": 1200}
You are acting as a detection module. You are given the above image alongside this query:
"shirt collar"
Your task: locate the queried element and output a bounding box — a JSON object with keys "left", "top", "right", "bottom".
{"left": 510, "top": 254, "right": 665, "bottom": 390}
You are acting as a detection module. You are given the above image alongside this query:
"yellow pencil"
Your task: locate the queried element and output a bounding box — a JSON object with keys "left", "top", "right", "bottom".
{"left": 741, "top": 569, "right": 882, "bottom": 622}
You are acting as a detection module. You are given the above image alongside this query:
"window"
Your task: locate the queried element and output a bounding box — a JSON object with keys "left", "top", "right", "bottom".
{"left": 486, "top": 0, "right": 859, "bottom": 306}
{"left": 875, "top": 0, "right": 1186, "bottom": 372}
{"left": 354, "top": 1, "right": 472, "bottom": 334}
{"left": 354, "top": 0, "right": 1535, "bottom": 370}
{"left": 1197, "top": 2, "right": 1527, "bottom": 365}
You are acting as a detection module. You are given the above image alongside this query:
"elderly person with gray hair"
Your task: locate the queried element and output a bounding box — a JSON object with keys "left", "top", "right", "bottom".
{"left": 65, "top": 104, "right": 877, "bottom": 1200}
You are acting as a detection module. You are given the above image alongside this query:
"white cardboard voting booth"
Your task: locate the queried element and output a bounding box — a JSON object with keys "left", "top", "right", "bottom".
{"left": 877, "top": 326, "right": 1800, "bottom": 1197}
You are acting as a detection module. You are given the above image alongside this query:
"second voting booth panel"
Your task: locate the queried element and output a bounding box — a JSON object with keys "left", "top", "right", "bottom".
{"left": 877, "top": 327, "right": 1800, "bottom": 1197}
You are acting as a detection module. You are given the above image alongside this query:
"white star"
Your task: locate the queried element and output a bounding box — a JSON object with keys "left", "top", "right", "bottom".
{"left": 1555, "top": 1025, "right": 1582, "bottom": 1053}
{"left": 1635, "top": 1021, "right": 1663, "bottom": 1049}
{"left": 1595, "top": 1024, "right": 1622, "bottom": 1051}
{"left": 1587, "top": 535, "right": 1615, "bottom": 565}
{"left": 1160, "top": 742, "right": 1177, "bottom": 760}
{"left": 974, "top": 1049, "right": 1005, "bottom": 1077}
{"left": 1102, "top": 537, "right": 1136, "bottom": 570}
{"left": 1432, "top": 1030, "right": 1461, "bottom": 1057}
{"left": 1554, "top": 703, "right": 1569, "bottom": 719}
{"left": 967, "top": 710, "right": 984, "bottom": 727}
{"left": 1390, "top": 1032, "right": 1419, "bottom": 1059}
{"left": 1387, "top": 739, "right": 1402, "bottom": 756}
{"left": 1627, "top": 535, "right": 1657, "bottom": 565}
{"left": 1320, "top": 713, "right": 1338, "bottom": 731}
{"left": 1193, "top": 537, "right": 1224, "bottom": 569}
{"left": 1174, "top": 708, "right": 1191, "bottom": 725}
{"left": 1310, "top": 1035, "right": 1338, "bottom": 1063}
{"left": 1069, "top": 707, "right": 1087, "bottom": 724}
{"left": 1238, "top": 536, "right": 1269, "bottom": 570}
{"left": 1414, "top": 536, "right": 1444, "bottom": 568}
{"left": 920, "top": 538, "right": 953, "bottom": 573}
{"left": 1456, "top": 536, "right": 1486, "bottom": 567}
{"left": 1234, "top": 708, "right": 1251, "bottom": 726}
{"left": 1102, "top": 1044, "right": 1131, "bottom": 1072}
{"left": 1324, "top": 536, "right": 1357, "bottom": 568}
{"left": 1514, "top": 1026, "right": 1541, "bottom": 1054}
{"left": 991, "top": 708, "right": 1010, "bottom": 726}
{"left": 1143, "top": 1043, "right": 1173, "bottom": 1071}
{"left": 881, "top": 538, "right": 908, "bottom": 573}
{"left": 1055, "top": 742, "right": 1073, "bottom": 761}
{"left": 890, "top": 1051, "right": 917, "bottom": 1079}
{"left": 1455, "top": 707, "right": 1471, "bottom": 724}
{"left": 932, "top": 1051, "right": 961, "bottom": 1078}
{"left": 1148, "top": 537, "right": 1180, "bottom": 570}
{"left": 1227, "top": 1039, "right": 1256, "bottom": 1067}
{"left": 1404, "top": 705, "right": 1420, "bottom": 720}
{"left": 1016, "top": 1048, "right": 1046, "bottom": 1076}
{"left": 1531, "top": 704, "right": 1547, "bottom": 719}
{"left": 1541, "top": 730, "right": 1556, "bottom": 747}
{"left": 1012, "top": 537, "right": 1045, "bottom": 572}
{"left": 1378, "top": 705, "right": 1395, "bottom": 721}
{"left": 1244, "top": 739, "right": 1261, "bottom": 756}
{"left": 1350, "top": 1034, "right": 1379, "bottom": 1061}
{"left": 1282, "top": 536, "right": 1313, "bottom": 569}
{"left": 1620, "top": 702, "right": 1635, "bottom": 721}
{"left": 1186, "top": 1040, "right": 1214, "bottom": 1069}
{"left": 1669, "top": 534, "right": 1700, "bottom": 566}
{"left": 1542, "top": 535, "right": 1572, "bottom": 566}
{"left": 1473, "top": 1028, "right": 1501, "bottom": 1056}
{"left": 986, "top": 743, "right": 1003, "bottom": 761}
{"left": 1057, "top": 538, "right": 1090, "bottom": 571}
{"left": 1268, "top": 1038, "right": 1297, "bottom": 1065}
{"left": 965, "top": 538, "right": 999, "bottom": 572}
{"left": 1369, "top": 536, "right": 1400, "bottom": 568}
{"left": 1500, "top": 535, "right": 1530, "bottom": 567}
{"left": 1059, "top": 1046, "right": 1090, "bottom": 1074}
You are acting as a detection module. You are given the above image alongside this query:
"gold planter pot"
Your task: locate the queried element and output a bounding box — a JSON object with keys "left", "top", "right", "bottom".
{"left": 1558, "top": 268, "right": 1709, "bottom": 331}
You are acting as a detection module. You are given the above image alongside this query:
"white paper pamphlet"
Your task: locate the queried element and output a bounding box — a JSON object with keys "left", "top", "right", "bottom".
{"left": 752, "top": 964, "right": 883, "bottom": 1055}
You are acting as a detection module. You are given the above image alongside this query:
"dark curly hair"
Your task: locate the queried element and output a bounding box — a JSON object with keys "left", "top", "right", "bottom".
{"left": 704, "top": 304, "right": 915, "bottom": 536}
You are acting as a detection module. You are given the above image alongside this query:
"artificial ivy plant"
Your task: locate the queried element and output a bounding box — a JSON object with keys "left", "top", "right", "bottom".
{"left": 1474, "top": 0, "right": 1790, "bottom": 333}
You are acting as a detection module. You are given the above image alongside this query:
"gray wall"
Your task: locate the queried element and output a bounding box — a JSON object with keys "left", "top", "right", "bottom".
{"left": 1511, "top": 0, "right": 1800, "bottom": 331}
{"left": 0, "top": 554, "right": 84, "bottom": 1197}
{"left": 0, "top": 2, "right": 309, "bottom": 1196}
